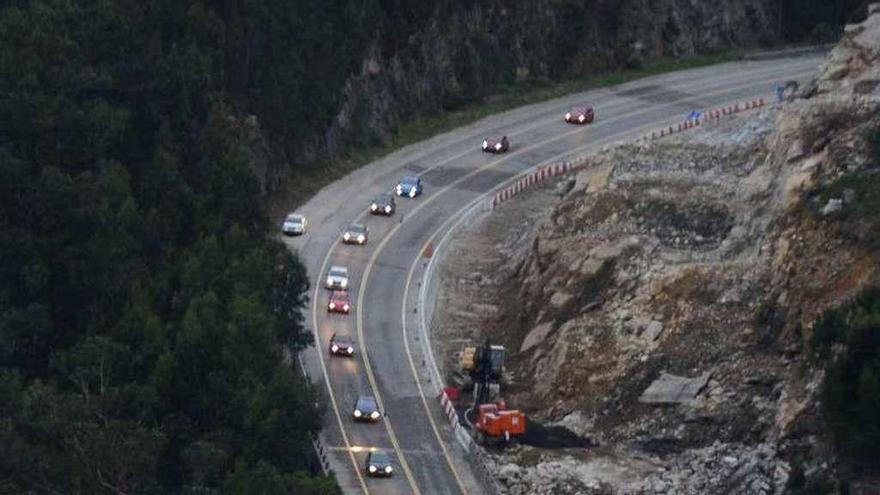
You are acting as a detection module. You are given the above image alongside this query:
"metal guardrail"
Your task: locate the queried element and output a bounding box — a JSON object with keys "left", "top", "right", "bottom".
{"left": 288, "top": 347, "right": 334, "bottom": 477}
{"left": 743, "top": 44, "right": 833, "bottom": 61}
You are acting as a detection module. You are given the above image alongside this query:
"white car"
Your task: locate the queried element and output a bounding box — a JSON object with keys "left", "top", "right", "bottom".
{"left": 325, "top": 266, "right": 349, "bottom": 290}
{"left": 281, "top": 213, "right": 307, "bottom": 236}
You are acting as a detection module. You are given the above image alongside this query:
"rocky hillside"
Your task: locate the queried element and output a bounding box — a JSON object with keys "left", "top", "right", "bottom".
{"left": 434, "top": 4, "right": 880, "bottom": 494}
{"left": 323, "top": 0, "right": 781, "bottom": 154}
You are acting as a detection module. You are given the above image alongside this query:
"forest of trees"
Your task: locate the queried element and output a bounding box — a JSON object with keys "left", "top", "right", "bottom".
{"left": 0, "top": 1, "right": 348, "bottom": 492}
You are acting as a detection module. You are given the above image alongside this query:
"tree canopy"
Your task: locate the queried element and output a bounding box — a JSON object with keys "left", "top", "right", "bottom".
{"left": 0, "top": 1, "right": 337, "bottom": 492}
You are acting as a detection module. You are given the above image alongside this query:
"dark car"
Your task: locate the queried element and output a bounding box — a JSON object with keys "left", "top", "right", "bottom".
{"left": 369, "top": 193, "right": 396, "bottom": 216}
{"left": 329, "top": 333, "right": 355, "bottom": 357}
{"left": 395, "top": 175, "right": 423, "bottom": 198}
{"left": 565, "top": 105, "right": 595, "bottom": 125}
{"left": 353, "top": 396, "right": 380, "bottom": 422}
{"left": 482, "top": 135, "right": 510, "bottom": 153}
{"left": 365, "top": 450, "right": 394, "bottom": 477}
{"left": 342, "top": 223, "right": 368, "bottom": 245}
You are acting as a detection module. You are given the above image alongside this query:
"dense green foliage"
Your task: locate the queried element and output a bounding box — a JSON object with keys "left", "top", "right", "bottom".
{"left": 813, "top": 288, "right": 880, "bottom": 464}
{"left": 782, "top": 0, "right": 871, "bottom": 41}
{"left": 0, "top": 1, "right": 339, "bottom": 493}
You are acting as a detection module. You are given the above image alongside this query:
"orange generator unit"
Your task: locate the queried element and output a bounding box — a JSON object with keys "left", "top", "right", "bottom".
{"left": 474, "top": 401, "right": 526, "bottom": 444}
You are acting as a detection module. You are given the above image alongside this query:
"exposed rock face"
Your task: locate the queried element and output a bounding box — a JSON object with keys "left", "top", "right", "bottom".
{"left": 322, "top": 0, "right": 781, "bottom": 155}
{"left": 432, "top": 5, "right": 880, "bottom": 494}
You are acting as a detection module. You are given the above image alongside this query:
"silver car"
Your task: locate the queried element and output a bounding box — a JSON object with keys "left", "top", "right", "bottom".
{"left": 325, "top": 266, "right": 349, "bottom": 290}
{"left": 342, "top": 224, "right": 368, "bottom": 245}
{"left": 281, "top": 213, "right": 307, "bottom": 235}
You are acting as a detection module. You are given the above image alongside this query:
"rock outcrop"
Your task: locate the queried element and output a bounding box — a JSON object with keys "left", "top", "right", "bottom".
{"left": 434, "top": 4, "right": 880, "bottom": 494}
{"left": 322, "top": 0, "right": 782, "bottom": 158}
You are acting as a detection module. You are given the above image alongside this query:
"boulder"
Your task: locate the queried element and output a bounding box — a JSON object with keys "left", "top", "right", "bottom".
{"left": 550, "top": 291, "right": 574, "bottom": 308}
{"left": 521, "top": 322, "right": 556, "bottom": 352}
{"left": 821, "top": 198, "right": 843, "bottom": 216}
{"left": 642, "top": 320, "right": 664, "bottom": 342}
{"left": 639, "top": 371, "right": 712, "bottom": 405}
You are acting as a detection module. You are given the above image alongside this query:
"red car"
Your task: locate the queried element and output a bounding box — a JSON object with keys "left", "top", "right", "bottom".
{"left": 564, "top": 105, "right": 594, "bottom": 124}
{"left": 481, "top": 135, "right": 510, "bottom": 153}
{"left": 327, "top": 291, "right": 351, "bottom": 314}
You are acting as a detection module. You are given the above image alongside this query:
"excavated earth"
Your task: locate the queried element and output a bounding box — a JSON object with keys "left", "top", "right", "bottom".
{"left": 431, "top": 6, "right": 880, "bottom": 494}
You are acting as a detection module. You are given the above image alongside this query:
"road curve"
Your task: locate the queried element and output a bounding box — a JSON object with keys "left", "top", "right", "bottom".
{"left": 284, "top": 54, "right": 822, "bottom": 495}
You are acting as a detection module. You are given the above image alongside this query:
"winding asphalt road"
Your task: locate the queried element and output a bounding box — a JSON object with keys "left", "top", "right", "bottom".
{"left": 282, "top": 53, "right": 822, "bottom": 495}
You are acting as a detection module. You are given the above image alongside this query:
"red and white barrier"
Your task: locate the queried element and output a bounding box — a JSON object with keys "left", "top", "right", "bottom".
{"left": 487, "top": 97, "right": 766, "bottom": 211}
{"left": 438, "top": 388, "right": 463, "bottom": 432}
{"left": 638, "top": 97, "right": 765, "bottom": 144}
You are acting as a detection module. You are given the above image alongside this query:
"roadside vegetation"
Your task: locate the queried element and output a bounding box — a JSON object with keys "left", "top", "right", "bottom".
{"left": 0, "top": 2, "right": 337, "bottom": 493}
{"left": 813, "top": 288, "right": 880, "bottom": 465}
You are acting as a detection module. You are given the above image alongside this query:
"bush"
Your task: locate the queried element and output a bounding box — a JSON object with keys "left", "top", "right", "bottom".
{"left": 814, "top": 171, "right": 880, "bottom": 252}
{"left": 813, "top": 288, "right": 880, "bottom": 463}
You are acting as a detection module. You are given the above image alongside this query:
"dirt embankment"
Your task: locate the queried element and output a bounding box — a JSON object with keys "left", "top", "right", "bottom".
{"left": 431, "top": 6, "right": 880, "bottom": 494}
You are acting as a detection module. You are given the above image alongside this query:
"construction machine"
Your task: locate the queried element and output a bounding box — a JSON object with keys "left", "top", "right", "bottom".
{"left": 460, "top": 340, "right": 505, "bottom": 399}
{"left": 460, "top": 340, "right": 526, "bottom": 445}
{"left": 473, "top": 400, "right": 526, "bottom": 445}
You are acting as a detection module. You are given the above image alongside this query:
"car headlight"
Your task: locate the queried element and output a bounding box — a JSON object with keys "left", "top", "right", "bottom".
{"left": 340, "top": 279, "right": 347, "bottom": 288}
{"left": 368, "top": 465, "right": 377, "bottom": 473}
{"left": 354, "top": 409, "right": 362, "bottom": 418}
{"left": 579, "top": 114, "right": 585, "bottom": 122}
{"left": 328, "top": 302, "right": 336, "bottom": 309}
{"left": 370, "top": 411, "right": 380, "bottom": 419}
{"left": 396, "top": 185, "right": 403, "bottom": 193}
{"left": 331, "top": 344, "right": 339, "bottom": 352}
{"left": 385, "top": 205, "right": 391, "bottom": 213}
{"left": 343, "top": 233, "right": 350, "bottom": 241}
{"left": 370, "top": 203, "right": 377, "bottom": 211}
{"left": 385, "top": 466, "right": 393, "bottom": 474}
{"left": 409, "top": 188, "right": 416, "bottom": 198}
{"left": 347, "top": 346, "right": 354, "bottom": 354}
{"left": 343, "top": 304, "right": 350, "bottom": 312}
{"left": 482, "top": 140, "right": 488, "bottom": 148}
{"left": 495, "top": 142, "right": 502, "bottom": 150}
{"left": 357, "top": 235, "right": 365, "bottom": 243}
{"left": 565, "top": 112, "right": 571, "bottom": 120}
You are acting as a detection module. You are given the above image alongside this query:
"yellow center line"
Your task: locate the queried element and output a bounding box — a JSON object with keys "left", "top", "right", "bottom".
{"left": 310, "top": 272, "right": 371, "bottom": 493}
{"left": 363, "top": 69, "right": 815, "bottom": 494}
{"left": 307, "top": 63, "right": 816, "bottom": 495}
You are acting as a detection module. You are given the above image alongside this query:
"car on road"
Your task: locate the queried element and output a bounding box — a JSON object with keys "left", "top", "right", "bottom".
{"left": 281, "top": 213, "right": 307, "bottom": 235}
{"left": 327, "top": 291, "right": 351, "bottom": 314}
{"left": 365, "top": 450, "right": 394, "bottom": 477}
{"left": 353, "top": 396, "right": 381, "bottom": 422}
{"left": 564, "top": 105, "right": 595, "bottom": 124}
{"left": 482, "top": 135, "right": 510, "bottom": 153}
{"left": 325, "top": 266, "right": 349, "bottom": 290}
{"left": 395, "top": 175, "right": 423, "bottom": 198}
{"left": 342, "top": 223, "right": 368, "bottom": 245}
{"left": 329, "top": 333, "right": 355, "bottom": 357}
{"left": 369, "top": 193, "right": 396, "bottom": 216}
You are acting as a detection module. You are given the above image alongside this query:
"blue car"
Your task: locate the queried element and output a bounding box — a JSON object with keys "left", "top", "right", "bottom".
{"left": 395, "top": 175, "right": 423, "bottom": 198}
